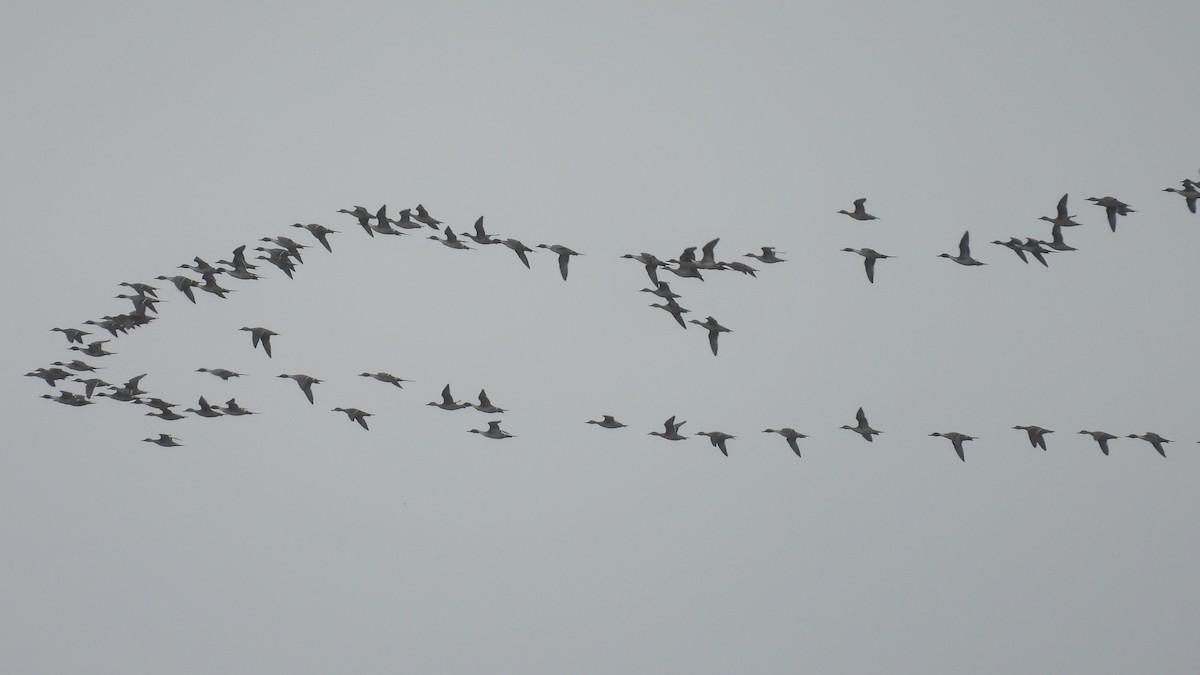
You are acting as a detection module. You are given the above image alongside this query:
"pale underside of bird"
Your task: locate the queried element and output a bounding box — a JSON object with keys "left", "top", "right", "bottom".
{"left": 697, "top": 430, "right": 735, "bottom": 456}
{"left": 587, "top": 415, "right": 627, "bottom": 429}
{"left": 240, "top": 326, "right": 277, "bottom": 357}
{"left": 930, "top": 431, "right": 977, "bottom": 461}
{"left": 649, "top": 416, "right": 688, "bottom": 440}
{"left": 841, "top": 407, "right": 881, "bottom": 441}
{"left": 333, "top": 407, "right": 372, "bottom": 430}
{"left": 841, "top": 248, "right": 892, "bottom": 283}
{"left": 764, "top": 428, "right": 808, "bottom": 457}
{"left": 839, "top": 197, "right": 878, "bottom": 221}
{"left": 938, "top": 231, "right": 985, "bottom": 266}
{"left": 470, "top": 420, "right": 513, "bottom": 439}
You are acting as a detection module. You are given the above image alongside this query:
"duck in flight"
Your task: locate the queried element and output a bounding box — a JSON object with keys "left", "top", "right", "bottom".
{"left": 587, "top": 415, "right": 627, "bottom": 429}
{"left": 240, "top": 326, "right": 277, "bottom": 357}
{"left": 1085, "top": 196, "right": 1134, "bottom": 232}
{"left": 427, "top": 384, "right": 472, "bottom": 410}
{"left": 930, "top": 431, "right": 977, "bottom": 461}
{"left": 838, "top": 198, "right": 878, "bottom": 221}
{"left": 333, "top": 407, "right": 373, "bottom": 430}
{"left": 841, "top": 248, "right": 893, "bottom": 283}
{"left": 764, "top": 428, "right": 808, "bottom": 457}
{"left": 469, "top": 420, "right": 514, "bottom": 439}
{"left": 841, "top": 407, "right": 881, "bottom": 441}
{"left": 1127, "top": 432, "right": 1171, "bottom": 457}
{"left": 1013, "top": 425, "right": 1053, "bottom": 450}
{"left": 938, "top": 231, "right": 985, "bottom": 266}
{"left": 649, "top": 416, "right": 688, "bottom": 441}
{"left": 537, "top": 244, "right": 582, "bottom": 280}
{"left": 1078, "top": 430, "right": 1118, "bottom": 455}
{"left": 745, "top": 247, "right": 786, "bottom": 264}
{"left": 696, "top": 430, "right": 735, "bottom": 456}
{"left": 278, "top": 373, "right": 322, "bottom": 404}
{"left": 1038, "top": 193, "right": 1083, "bottom": 228}
{"left": 688, "top": 316, "right": 731, "bottom": 355}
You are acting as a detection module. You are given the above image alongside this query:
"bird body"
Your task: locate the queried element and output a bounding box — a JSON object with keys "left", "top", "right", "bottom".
{"left": 938, "top": 231, "right": 985, "bottom": 266}
{"left": 240, "top": 327, "right": 277, "bottom": 357}
{"left": 746, "top": 247, "right": 786, "bottom": 263}
{"left": 764, "top": 428, "right": 808, "bottom": 457}
{"left": 842, "top": 407, "right": 881, "bottom": 441}
{"left": 930, "top": 431, "right": 977, "bottom": 461}
{"left": 143, "top": 434, "right": 182, "bottom": 447}
{"left": 428, "top": 384, "right": 471, "bottom": 410}
{"left": 469, "top": 420, "right": 514, "bottom": 439}
{"left": 697, "top": 431, "right": 735, "bottom": 456}
{"left": 839, "top": 198, "right": 878, "bottom": 221}
{"left": 359, "top": 372, "right": 411, "bottom": 388}
{"left": 688, "top": 316, "right": 731, "bottom": 355}
{"left": 197, "top": 367, "right": 244, "bottom": 380}
{"left": 278, "top": 373, "right": 322, "bottom": 404}
{"left": 841, "top": 248, "right": 893, "bottom": 283}
{"left": 1079, "top": 430, "right": 1118, "bottom": 455}
{"left": 333, "top": 407, "right": 373, "bottom": 430}
{"left": 1128, "top": 432, "right": 1171, "bottom": 457}
{"left": 649, "top": 416, "right": 688, "bottom": 441}
{"left": 1013, "top": 425, "right": 1053, "bottom": 450}
{"left": 587, "top": 415, "right": 627, "bottom": 429}
{"left": 537, "top": 244, "right": 582, "bottom": 280}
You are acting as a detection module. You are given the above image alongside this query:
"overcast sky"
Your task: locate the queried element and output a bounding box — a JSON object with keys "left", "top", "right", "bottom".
{"left": 5, "top": 2, "right": 1200, "bottom": 673}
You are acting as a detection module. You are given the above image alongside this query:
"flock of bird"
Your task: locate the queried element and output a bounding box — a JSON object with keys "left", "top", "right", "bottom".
{"left": 25, "top": 170, "right": 1200, "bottom": 459}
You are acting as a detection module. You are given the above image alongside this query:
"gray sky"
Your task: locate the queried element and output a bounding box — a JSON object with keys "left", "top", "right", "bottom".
{"left": 5, "top": 1, "right": 1200, "bottom": 673}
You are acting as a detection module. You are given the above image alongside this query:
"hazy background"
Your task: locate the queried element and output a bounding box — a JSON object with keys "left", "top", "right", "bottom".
{"left": 4, "top": 2, "right": 1199, "bottom": 672}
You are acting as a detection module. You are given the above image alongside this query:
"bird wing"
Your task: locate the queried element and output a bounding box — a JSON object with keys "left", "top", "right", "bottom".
{"left": 958, "top": 231, "right": 971, "bottom": 258}
{"left": 864, "top": 257, "right": 876, "bottom": 283}
{"left": 1056, "top": 193, "right": 1069, "bottom": 218}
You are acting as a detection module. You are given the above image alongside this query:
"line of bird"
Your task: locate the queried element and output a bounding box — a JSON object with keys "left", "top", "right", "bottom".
{"left": 26, "top": 170, "right": 1200, "bottom": 450}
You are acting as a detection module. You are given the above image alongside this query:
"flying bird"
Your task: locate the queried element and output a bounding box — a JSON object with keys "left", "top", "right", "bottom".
{"left": 841, "top": 407, "right": 881, "bottom": 442}
{"left": 838, "top": 198, "right": 878, "bottom": 221}
{"left": 841, "top": 248, "right": 893, "bottom": 283}
{"left": 930, "top": 431, "right": 977, "bottom": 461}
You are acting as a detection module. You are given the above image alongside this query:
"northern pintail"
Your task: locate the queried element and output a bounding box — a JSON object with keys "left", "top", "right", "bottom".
{"left": 1012, "top": 425, "right": 1053, "bottom": 450}
{"left": 73, "top": 377, "right": 110, "bottom": 398}
{"left": 146, "top": 408, "right": 186, "bottom": 421}
{"left": 264, "top": 236, "right": 308, "bottom": 261}
{"left": 537, "top": 244, "right": 582, "bottom": 280}
{"left": 697, "top": 431, "right": 735, "bottom": 456}
{"left": 427, "top": 384, "right": 471, "bottom": 410}
{"left": 1086, "top": 196, "right": 1134, "bottom": 232}
{"left": 217, "top": 245, "right": 263, "bottom": 281}
{"left": 688, "top": 316, "right": 731, "bottom": 355}
{"left": 240, "top": 327, "right": 278, "bottom": 357}
{"left": 639, "top": 281, "right": 680, "bottom": 300}
{"left": 292, "top": 223, "right": 339, "bottom": 252}
{"left": 41, "top": 390, "right": 93, "bottom": 406}
{"left": 24, "top": 366, "right": 72, "bottom": 387}
{"left": 1019, "top": 238, "right": 1052, "bottom": 267}
{"left": 197, "top": 272, "right": 234, "bottom": 298}
{"left": 337, "top": 206, "right": 373, "bottom": 230}
{"left": 1039, "top": 194, "right": 1083, "bottom": 227}
{"left": 746, "top": 247, "right": 786, "bottom": 263}
{"left": 1127, "top": 432, "right": 1171, "bottom": 457}
{"left": 938, "top": 231, "right": 985, "bottom": 266}
{"left": 254, "top": 247, "right": 298, "bottom": 278}
{"left": 1038, "top": 224, "right": 1076, "bottom": 252}
{"left": 141, "top": 397, "right": 177, "bottom": 412}
{"left": 841, "top": 407, "right": 881, "bottom": 441}
{"left": 1078, "top": 430, "right": 1117, "bottom": 455}
{"left": 364, "top": 206, "right": 404, "bottom": 236}
{"left": 649, "top": 416, "right": 688, "bottom": 441}
{"left": 155, "top": 275, "right": 199, "bottom": 303}
{"left": 990, "top": 238, "right": 1029, "bottom": 264}
{"left": 51, "top": 327, "right": 91, "bottom": 344}
{"left": 838, "top": 198, "right": 878, "bottom": 221}
{"left": 621, "top": 252, "right": 669, "bottom": 285}
{"left": 665, "top": 258, "right": 705, "bottom": 281}
{"left": 69, "top": 340, "right": 115, "bottom": 358}
{"left": 474, "top": 390, "right": 508, "bottom": 414}
{"left": 359, "top": 372, "right": 412, "bottom": 388}
{"left": 221, "top": 399, "right": 256, "bottom": 416}
{"left": 333, "top": 407, "right": 373, "bottom": 430}
{"left": 392, "top": 208, "right": 426, "bottom": 230}
{"left": 587, "top": 415, "right": 628, "bottom": 429}
{"left": 179, "top": 256, "right": 221, "bottom": 276}
{"left": 51, "top": 360, "right": 101, "bottom": 373}
{"left": 841, "top": 248, "right": 893, "bottom": 283}
{"left": 930, "top": 432, "right": 976, "bottom": 461}
{"left": 500, "top": 238, "right": 534, "bottom": 267}
{"left": 650, "top": 299, "right": 690, "bottom": 329}
{"left": 764, "top": 428, "right": 808, "bottom": 457}
{"left": 115, "top": 293, "right": 163, "bottom": 314}
{"left": 118, "top": 282, "right": 158, "bottom": 298}
{"left": 461, "top": 216, "right": 501, "bottom": 245}
{"left": 694, "top": 238, "right": 724, "bottom": 271}
{"left": 142, "top": 434, "right": 182, "bottom": 447}
{"left": 196, "top": 367, "right": 244, "bottom": 380}
{"left": 278, "top": 373, "right": 322, "bottom": 404}
{"left": 1163, "top": 183, "right": 1200, "bottom": 214}
{"left": 412, "top": 204, "right": 443, "bottom": 228}
{"left": 184, "top": 396, "right": 223, "bottom": 418}
{"left": 469, "top": 420, "right": 514, "bottom": 439}
{"left": 429, "top": 226, "right": 472, "bottom": 250}
{"left": 719, "top": 261, "right": 758, "bottom": 277}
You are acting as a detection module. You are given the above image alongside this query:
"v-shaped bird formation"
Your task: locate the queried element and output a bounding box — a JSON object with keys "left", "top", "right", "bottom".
{"left": 25, "top": 170, "right": 1200, "bottom": 459}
